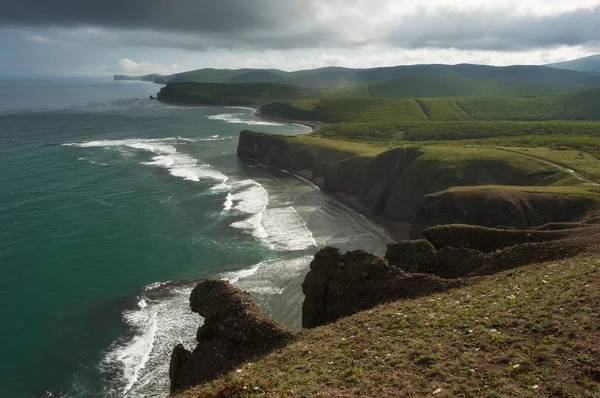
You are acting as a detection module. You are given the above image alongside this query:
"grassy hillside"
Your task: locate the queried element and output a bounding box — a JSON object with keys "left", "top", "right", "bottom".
{"left": 368, "top": 74, "right": 584, "bottom": 98}
{"left": 156, "top": 82, "right": 323, "bottom": 106}
{"left": 157, "top": 63, "right": 599, "bottom": 87}
{"left": 258, "top": 87, "right": 600, "bottom": 122}
{"left": 181, "top": 252, "right": 600, "bottom": 397}
{"left": 456, "top": 88, "right": 600, "bottom": 120}
{"left": 261, "top": 98, "right": 428, "bottom": 123}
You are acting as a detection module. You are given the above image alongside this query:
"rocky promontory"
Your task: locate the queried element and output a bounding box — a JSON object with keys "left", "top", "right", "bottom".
{"left": 169, "top": 280, "right": 295, "bottom": 394}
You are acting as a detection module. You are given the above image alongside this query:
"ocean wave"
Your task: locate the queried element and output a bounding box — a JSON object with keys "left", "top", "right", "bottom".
{"left": 262, "top": 206, "right": 317, "bottom": 251}
{"left": 208, "top": 113, "right": 284, "bottom": 126}
{"left": 66, "top": 138, "right": 229, "bottom": 185}
{"left": 99, "top": 281, "right": 199, "bottom": 398}
{"left": 222, "top": 256, "right": 313, "bottom": 297}
{"left": 228, "top": 180, "right": 316, "bottom": 252}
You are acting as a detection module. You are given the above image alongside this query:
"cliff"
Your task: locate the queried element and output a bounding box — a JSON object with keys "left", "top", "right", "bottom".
{"left": 169, "top": 280, "right": 294, "bottom": 394}
{"left": 238, "top": 131, "right": 599, "bottom": 237}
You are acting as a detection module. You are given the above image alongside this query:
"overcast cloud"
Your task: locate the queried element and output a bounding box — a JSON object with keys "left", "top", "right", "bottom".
{"left": 1, "top": 0, "right": 600, "bottom": 76}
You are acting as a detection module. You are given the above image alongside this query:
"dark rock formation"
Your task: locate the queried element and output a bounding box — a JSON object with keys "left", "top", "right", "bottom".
{"left": 410, "top": 189, "right": 595, "bottom": 238}
{"left": 169, "top": 280, "right": 295, "bottom": 394}
{"left": 426, "top": 247, "right": 488, "bottom": 278}
{"left": 397, "top": 223, "right": 600, "bottom": 278}
{"left": 423, "top": 223, "right": 596, "bottom": 253}
{"left": 301, "top": 247, "right": 463, "bottom": 328}
{"left": 149, "top": 95, "right": 156, "bottom": 100}
{"left": 385, "top": 240, "right": 436, "bottom": 272}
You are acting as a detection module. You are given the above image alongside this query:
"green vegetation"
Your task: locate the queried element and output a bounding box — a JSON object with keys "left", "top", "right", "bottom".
{"left": 156, "top": 63, "right": 599, "bottom": 87}
{"left": 315, "top": 121, "right": 600, "bottom": 142}
{"left": 259, "top": 88, "right": 600, "bottom": 122}
{"left": 156, "top": 82, "right": 324, "bottom": 106}
{"left": 181, "top": 253, "right": 600, "bottom": 397}
{"left": 456, "top": 88, "right": 600, "bottom": 120}
{"left": 368, "top": 74, "right": 584, "bottom": 98}
{"left": 413, "top": 98, "right": 473, "bottom": 121}
{"left": 262, "top": 98, "right": 428, "bottom": 123}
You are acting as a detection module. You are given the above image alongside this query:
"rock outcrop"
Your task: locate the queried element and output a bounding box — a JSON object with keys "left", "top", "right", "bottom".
{"left": 409, "top": 189, "right": 596, "bottom": 238}
{"left": 386, "top": 223, "right": 600, "bottom": 278}
{"left": 301, "top": 247, "right": 463, "bottom": 328}
{"left": 385, "top": 240, "right": 436, "bottom": 272}
{"left": 169, "top": 280, "right": 295, "bottom": 394}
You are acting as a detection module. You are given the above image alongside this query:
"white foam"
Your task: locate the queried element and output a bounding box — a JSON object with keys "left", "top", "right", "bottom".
{"left": 225, "top": 256, "right": 313, "bottom": 296}
{"left": 226, "top": 180, "right": 316, "bottom": 251}
{"left": 100, "top": 283, "right": 199, "bottom": 397}
{"left": 280, "top": 169, "right": 321, "bottom": 191}
{"left": 262, "top": 206, "right": 317, "bottom": 251}
{"left": 223, "top": 193, "right": 233, "bottom": 211}
{"left": 142, "top": 155, "right": 174, "bottom": 168}
{"left": 67, "top": 138, "right": 229, "bottom": 185}
{"left": 221, "top": 263, "right": 261, "bottom": 283}
{"left": 230, "top": 180, "right": 269, "bottom": 214}
{"left": 208, "top": 113, "right": 284, "bottom": 126}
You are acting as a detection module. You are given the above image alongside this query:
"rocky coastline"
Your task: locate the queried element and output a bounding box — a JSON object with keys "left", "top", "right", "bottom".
{"left": 166, "top": 129, "right": 600, "bottom": 395}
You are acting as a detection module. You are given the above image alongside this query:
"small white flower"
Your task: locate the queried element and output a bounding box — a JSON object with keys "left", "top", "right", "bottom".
{"left": 532, "top": 385, "right": 539, "bottom": 389}
{"left": 235, "top": 369, "right": 243, "bottom": 373}
{"left": 433, "top": 388, "right": 442, "bottom": 394}
{"left": 513, "top": 364, "right": 520, "bottom": 368}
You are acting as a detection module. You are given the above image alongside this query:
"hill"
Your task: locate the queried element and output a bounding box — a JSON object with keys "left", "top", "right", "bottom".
{"left": 156, "top": 82, "right": 323, "bottom": 106}
{"left": 368, "top": 73, "right": 586, "bottom": 98}
{"left": 113, "top": 73, "right": 163, "bottom": 82}
{"left": 546, "top": 54, "right": 600, "bottom": 73}
{"left": 154, "top": 64, "right": 599, "bottom": 87}
{"left": 260, "top": 87, "right": 600, "bottom": 123}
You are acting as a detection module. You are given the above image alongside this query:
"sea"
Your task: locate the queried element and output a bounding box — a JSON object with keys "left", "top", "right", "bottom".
{"left": 0, "top": 78, "right": 391, "bottom": 398}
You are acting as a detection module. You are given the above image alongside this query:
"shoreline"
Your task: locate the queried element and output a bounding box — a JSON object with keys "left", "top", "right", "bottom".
{"left": 156, "top": 99, "right": 321, "bottom": 133}
{"left": 251, "top": 106, "right": 322, "bottom": 134}
{"left": 158, "top": 99, "right": 403, "bottom": 241}
{"left": 274, "top": 167, "right": 410, "bottom": 242}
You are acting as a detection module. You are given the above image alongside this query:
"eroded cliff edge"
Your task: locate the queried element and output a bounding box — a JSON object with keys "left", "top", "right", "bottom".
{"left": 237, "top": 130, "right": 598, "bottom": 238}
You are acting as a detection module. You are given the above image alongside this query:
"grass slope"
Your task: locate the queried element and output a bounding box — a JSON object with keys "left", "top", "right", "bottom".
{"left": 180, "top": 253, "right": 600, "bottom": 397}
{"left": 368, "top": 74, "right": 584, "bottom": 98}
{"left": 156, "top": 82, "right": 323, "bottom": 106}
{"left": 456, "top": 88, "right": 600, "bottom": 121}
{"left": 262, "top": 98, "right": 428, "bottom": 123}
{"left": 157, "top": 63, "right": 599, "bottom": 86}
{"left": 260, "top": 87, "right": 600, "bottom": 123}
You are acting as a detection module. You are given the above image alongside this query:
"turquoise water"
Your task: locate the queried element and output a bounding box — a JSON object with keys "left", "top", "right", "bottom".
{"left": 0, "top": 79, "right": 390, "bottom": 397}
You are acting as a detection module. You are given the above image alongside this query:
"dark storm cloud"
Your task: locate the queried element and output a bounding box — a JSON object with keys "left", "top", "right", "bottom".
{"left": 0, "top": 0, "right": 314, "bottom": 33}
{"left": 385, "top": 6, "right": 600, "bottom": 51}
{"left": 1, "top": 0, "right": 600, "bottom": 51}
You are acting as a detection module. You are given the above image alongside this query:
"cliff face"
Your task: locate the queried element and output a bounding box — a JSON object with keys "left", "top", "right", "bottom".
{"left": 238, "top": 131, "right": 595, "bottom": 235}
{"left": 302, "top": 247, "right": 461, "bottom": 328}
{"left": 410, "top": 189, "right": 597, "bottom": 238}
{"left": 169, "top": 280, "right": 294, "bottom": 394}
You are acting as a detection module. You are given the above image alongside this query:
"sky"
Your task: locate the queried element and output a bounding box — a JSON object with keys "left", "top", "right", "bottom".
{"left": 1, "top": 0, "right": 600, "bottom": 77}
